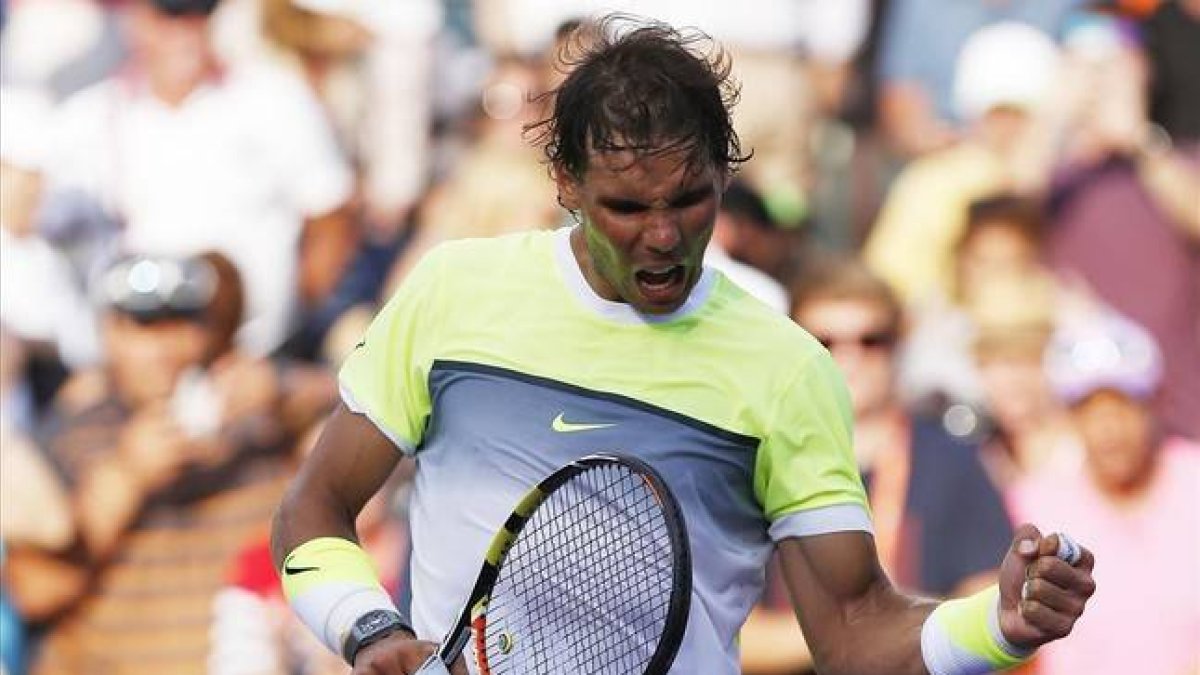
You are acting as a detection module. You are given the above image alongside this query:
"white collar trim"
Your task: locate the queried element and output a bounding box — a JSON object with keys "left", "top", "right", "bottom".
{"left": 552, "top": 226, "right": 716, "bottom": 325}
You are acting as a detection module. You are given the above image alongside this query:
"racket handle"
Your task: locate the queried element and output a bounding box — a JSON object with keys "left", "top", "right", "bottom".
{"left": 414, "top": 653, "right": 453, "bottom": 675}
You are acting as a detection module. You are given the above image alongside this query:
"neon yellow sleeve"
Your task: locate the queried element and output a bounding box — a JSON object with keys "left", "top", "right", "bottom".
{"left": 754, "top": 349, "right": 871, "bottom": 538}
{"left": 338, "top": 249, "right": 447, "bottom": 452}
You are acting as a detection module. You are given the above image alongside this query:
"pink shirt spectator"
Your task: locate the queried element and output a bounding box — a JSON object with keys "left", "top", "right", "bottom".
{"left": 1007, "top": 438, "right": 1200, "bottom": 675}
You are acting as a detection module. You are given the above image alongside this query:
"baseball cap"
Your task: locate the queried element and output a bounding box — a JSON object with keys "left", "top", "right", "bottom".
{"left": 290, "top": 0, "right": 439, "bottom": 34}
{"left": 1044, "top": 310, "right": 1163, "bottom": 405}
{"left": 98, "top": 255, "right": 217, "bottom": 322}
{"left": 953, "top": 22, "right": 1061, "bottom": 120}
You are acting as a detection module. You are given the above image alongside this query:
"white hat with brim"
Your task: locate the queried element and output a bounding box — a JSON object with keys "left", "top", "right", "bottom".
{"left": 953, "top": 21, "right": 1061, "bottom": 121}
{"left": 1044, "top": 310, "right": 1164, "bottom": 405}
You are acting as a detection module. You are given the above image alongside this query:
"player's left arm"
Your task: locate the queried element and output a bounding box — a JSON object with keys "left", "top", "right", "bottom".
{"left": 776, "top": 525, "right": 1096, "bottom": 675}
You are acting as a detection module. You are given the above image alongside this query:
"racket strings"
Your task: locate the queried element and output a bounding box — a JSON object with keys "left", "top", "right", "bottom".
{"left": 480, "top": 464, "right": 678, "bottom": 674}
{"left": 532, "top": 497, "right": 671, "bottom": 671}
{"left": 488, "top": 487, "right": 669, "bottom": 662}
{"left": 491, "top": 469, "right": 671, "bottom": 673}
{"left": 485, "top": 470, "right": 666, "bottom": 634}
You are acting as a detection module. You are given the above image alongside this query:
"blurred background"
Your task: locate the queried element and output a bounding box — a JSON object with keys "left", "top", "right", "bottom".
{"left": 0, "top": 0, "right": 1196, "bottom": 673}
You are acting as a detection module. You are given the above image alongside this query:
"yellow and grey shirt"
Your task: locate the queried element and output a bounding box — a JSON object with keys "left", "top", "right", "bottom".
{"left": 340, "top": 227, "right": 871, "bottom": 674}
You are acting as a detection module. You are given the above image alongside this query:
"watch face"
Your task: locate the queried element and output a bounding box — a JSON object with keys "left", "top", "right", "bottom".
{"left": 345, "top": 609, "right": 407, "bottom": 665}
{"left": 360, "top": 610, "right": 398, "bottom": 634}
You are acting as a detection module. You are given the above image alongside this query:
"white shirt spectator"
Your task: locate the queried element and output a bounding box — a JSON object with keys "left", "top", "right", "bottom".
{"left": 0, "top": 84, "right": 102, "bottom": 366}
{"left": 0, "top": 228, "right": 99, "bottom": 366}
{"left": 46, "top": 64, "right": 353, "bottom": 354}
{"left": 477, "top": 0, "right": 869, "bottom": 60}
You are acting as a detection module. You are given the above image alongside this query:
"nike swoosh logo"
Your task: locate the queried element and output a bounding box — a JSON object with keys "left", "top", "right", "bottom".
{"left": 284, "top": 564, "right": 320, "bottom": 575}
{"left": 551, "top": 413, "right": 616, "bottom": 433}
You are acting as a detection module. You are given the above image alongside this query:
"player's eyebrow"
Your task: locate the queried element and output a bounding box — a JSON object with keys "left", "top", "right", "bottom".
{"left": 598, "top": 185, "right": 714, "bottom": 213}
{"left": 669, "top": 186, "right": 715, "bottom": 207}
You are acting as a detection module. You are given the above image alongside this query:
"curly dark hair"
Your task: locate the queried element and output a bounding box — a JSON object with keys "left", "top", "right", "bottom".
{"left": 528, "top": 15, "right": 750, "bottom": 179}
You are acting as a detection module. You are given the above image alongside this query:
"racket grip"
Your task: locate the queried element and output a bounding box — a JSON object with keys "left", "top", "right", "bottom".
{"left": 414, "top": 653, "right": 453, "bottom": 675}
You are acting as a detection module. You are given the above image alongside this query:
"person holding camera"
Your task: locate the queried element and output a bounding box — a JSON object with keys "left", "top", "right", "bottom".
{"left": 3, "top": 253, "right": 302, "bottom": 675}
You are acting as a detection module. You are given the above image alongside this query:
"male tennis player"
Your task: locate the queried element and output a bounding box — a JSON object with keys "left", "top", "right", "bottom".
{"left": 272, "top": 17, "right": 1095, "bottom": 675}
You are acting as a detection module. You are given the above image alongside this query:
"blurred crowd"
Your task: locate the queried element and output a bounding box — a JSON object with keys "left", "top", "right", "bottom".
{"left": 0, "top": 0, "right": 1197, "bottom": 674}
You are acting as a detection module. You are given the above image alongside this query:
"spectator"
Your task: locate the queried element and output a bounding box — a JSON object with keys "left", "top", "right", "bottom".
{"left": 865, "top": 22, "right": 1061, "bottom": 304}
{"left": 792, "top": 260, "right": 1012, "bottom": 594}
{"left": 255, "top": 0, "right": 439, "bottom": 236}
{"left": 1008, "top": 311, "right": 1200, "bottom": 674}
{"left": 3, "top": 253, "right": 299, "bottom": 674}
{"left": 473, "top": 1, "right": 872, "bottom": 228}
{"left": 876, "top": 0, "right": 1082, "bottom": 156}
{"left": 0, "top": 0, "right": 125, "bottom": 98}
{"left": 208, "top": 452, "right": 411, "bottom": 675}
{"left": 1, "top": 330, "right": 74, "bottom": 553}
{"left": 383, "top": 52, "right": 560, "bottom": 293}
{"left": 0, "top": 85, "right": 98, "bottom": 386}
{"left": 1, "top": 328, "right": 73, "bottom": 675}
{"left": 742, "top": 259, "right": 1013, "bottom": 674}
{"left": 1043, "top": 13, "right": 1200, "bottom": 439}
{"left": 43, "top": 0, "right": 356, "bottom": 356}
{"left": 706, "top": 181, "right": 790, "bottom": 313}
{"left": 970, "top": 273, "right": 1079, "bottom": 490}
{"left": 1143, "top": 0, "right": 1200, "bottom": 145}
{"left": 898, "top": 195, "right": 1057, "bottom": 408}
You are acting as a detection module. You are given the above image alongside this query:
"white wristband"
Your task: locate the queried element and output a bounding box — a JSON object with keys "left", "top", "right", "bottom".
{"left": 281, "top": 537, "right": 401, "bottom": 657}
{"left": 921, "top": 586, "right": 1033, "bottom": 675}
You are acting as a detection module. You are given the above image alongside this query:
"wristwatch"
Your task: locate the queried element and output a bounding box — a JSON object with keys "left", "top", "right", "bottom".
{"left": 342, "top": 609, "right": 412, "bottom": 665}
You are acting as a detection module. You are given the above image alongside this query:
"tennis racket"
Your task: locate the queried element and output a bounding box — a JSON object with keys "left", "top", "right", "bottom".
{"left": 415, "top": 453, "right": 691, "bottom": 675}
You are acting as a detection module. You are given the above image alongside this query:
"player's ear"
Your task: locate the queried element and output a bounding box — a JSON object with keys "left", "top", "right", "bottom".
{"left": 554, "top": 166, "right": 582, "bottom": 211}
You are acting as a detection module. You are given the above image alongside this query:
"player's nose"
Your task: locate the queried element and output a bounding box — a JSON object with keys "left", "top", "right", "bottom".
{"left": 644, "top": 213, "right": 683, "bottom": 255}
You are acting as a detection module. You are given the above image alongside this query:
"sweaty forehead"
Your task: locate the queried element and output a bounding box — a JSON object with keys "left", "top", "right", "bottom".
{"left": 583, "top": 147, "right": 715, "bottom": 198}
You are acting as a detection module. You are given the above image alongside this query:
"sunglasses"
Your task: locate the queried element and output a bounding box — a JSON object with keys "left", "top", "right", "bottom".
{"left": 99, "top": 256, "right": 217, "bottom": 322}
{"left": 813, "top": 330, "right": 897, "bottom": 351}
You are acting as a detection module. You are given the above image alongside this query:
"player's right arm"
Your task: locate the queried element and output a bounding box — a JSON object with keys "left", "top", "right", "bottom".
{"left": 270, "top": 402, "right": 399, "bottom": 573}
{"left": 271, "top": 403, "right": 465, "bottom": 674}
{"left": 271, "top": 243, "right": 469, "bottom": 673}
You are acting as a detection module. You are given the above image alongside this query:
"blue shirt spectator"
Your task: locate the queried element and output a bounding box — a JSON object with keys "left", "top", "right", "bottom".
{"left": 877, "top": 0, "right": 1083, "bottom": 153}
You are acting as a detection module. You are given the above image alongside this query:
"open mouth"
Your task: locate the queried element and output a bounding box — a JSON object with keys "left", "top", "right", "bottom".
{"left": 634, "top": 265, "right": 687, "bottom": 305}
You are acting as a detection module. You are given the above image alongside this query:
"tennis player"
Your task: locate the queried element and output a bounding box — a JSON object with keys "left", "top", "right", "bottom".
{"left": 271, "top": 17, "right": 1095, "bottom": 675}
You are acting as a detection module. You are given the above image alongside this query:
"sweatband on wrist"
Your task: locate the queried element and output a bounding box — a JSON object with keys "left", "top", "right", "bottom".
{"left": 920, "top": 585, "right": 1034, "bottom": 675}
{"left": 281, "top": 537, "right": 410, "bottom": 657}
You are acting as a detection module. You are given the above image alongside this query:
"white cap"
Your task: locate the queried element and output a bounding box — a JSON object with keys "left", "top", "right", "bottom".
{"left": 290, "top": 0, "right": 441, "bottom": 38}
{"left": 953, "top": 22, "right": 1060, "bottom": 121}
{"left": 1044, "top": 310, "right": 1164, "bottom": 405}
{"left": 0, "top": 86, "right": 53, "bottom": 171}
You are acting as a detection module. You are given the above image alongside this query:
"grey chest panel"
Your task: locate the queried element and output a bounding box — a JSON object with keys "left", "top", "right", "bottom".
{"left": 422, "top": 360, "right": 771, "bottom": 567}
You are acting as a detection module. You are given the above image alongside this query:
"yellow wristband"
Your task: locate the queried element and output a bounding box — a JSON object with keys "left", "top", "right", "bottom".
{"left": 921, "top": 585, "right": 1033, "bottom": 674}
{"left": 281, "top": 537, "right": 403, "bottom": 657}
